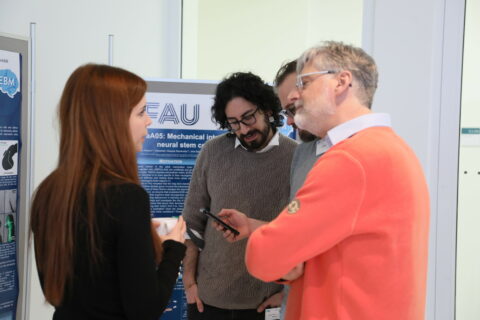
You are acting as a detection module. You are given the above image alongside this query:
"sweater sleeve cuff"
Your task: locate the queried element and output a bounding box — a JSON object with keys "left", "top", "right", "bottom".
{"left": 162, "top": 240, "right": 187, "bottom": 261}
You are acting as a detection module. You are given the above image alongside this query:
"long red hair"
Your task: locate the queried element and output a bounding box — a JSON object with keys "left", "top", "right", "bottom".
{"left": 30, "top": 64, "right": 162, "bottom": 306}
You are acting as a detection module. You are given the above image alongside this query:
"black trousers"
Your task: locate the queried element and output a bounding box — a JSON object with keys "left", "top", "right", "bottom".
{"left": 187, "top": 303, "right": 265, "bottom": 320}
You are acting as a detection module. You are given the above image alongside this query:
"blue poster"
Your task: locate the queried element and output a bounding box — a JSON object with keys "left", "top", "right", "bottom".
{"left": 0, "top": 50, "right": 22, "bottom": 320}
{"left": 139, "top": 87, "right": 224, "bottom": 320}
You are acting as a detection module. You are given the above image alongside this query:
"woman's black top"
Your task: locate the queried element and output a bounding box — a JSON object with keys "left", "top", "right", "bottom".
{"left": 39, "top": 183, "right": 186, "bottom": 320}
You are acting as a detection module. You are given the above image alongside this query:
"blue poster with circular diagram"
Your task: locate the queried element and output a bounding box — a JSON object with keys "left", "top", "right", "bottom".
{"left": 0, "top": 49, "right": 21, "bottom": 320}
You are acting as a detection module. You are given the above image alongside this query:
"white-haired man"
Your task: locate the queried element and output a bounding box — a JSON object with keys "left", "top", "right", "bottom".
{"left": 216, "top": 41, "right": 430, "bottom": 320}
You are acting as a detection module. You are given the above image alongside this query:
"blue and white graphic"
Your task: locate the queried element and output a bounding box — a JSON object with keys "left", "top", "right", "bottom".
{"left": 0, "top": 51, "right": 20, "bottom": 100}
{"left": 279, "top": 121, "right": 296, "bottom": 140}
{"left": 0, "top": 49, "right": 21, "bottom": 320}
{"left": 0, "top": 70, "right": 19, "bottom": 99}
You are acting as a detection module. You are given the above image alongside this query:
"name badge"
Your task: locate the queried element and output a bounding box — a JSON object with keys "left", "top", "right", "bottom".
{"left": 265, "top": 307, "right": 281, "bottom": 320}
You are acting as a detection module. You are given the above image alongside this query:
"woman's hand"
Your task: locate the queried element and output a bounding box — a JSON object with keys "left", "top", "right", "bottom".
{"left": 161, "top": 216, "right": 186, "bottom": 244}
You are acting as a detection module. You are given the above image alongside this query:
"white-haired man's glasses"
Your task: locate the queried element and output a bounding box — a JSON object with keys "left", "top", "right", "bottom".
{"left": 296, "top": 70, "right": 336, "bottom": 90}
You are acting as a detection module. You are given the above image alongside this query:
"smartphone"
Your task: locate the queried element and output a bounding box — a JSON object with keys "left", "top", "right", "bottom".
{"left": 200, "top": 208, "right": 240, "bottom": 236}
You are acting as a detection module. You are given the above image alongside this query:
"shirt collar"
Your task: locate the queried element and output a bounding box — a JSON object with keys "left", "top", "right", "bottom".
{"left": 235, "top": 130, "right": 280, "bottom": 153}
{"left": 325, "top": 113, "right": 391, "bottom": 147}
{"left": 315, "top": 138, "right": 330, "bottom": 156}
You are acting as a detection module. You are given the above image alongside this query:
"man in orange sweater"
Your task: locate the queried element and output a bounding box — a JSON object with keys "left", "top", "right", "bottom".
{"left": 215, "top": 41, "right": 430, "bottom": 320}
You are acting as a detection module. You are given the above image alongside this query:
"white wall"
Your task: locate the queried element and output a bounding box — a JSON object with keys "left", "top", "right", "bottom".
{"left": 182, "top": 0, "right": 363, "bottom": 82}
{"left": 456, "top": 0, "right": 480, "bottom": 318}
{"left": 367, "top": 0, "right": 464, "bottom": 319}
{"left": 0, "top": 0, "right": 180, "bottom": 318}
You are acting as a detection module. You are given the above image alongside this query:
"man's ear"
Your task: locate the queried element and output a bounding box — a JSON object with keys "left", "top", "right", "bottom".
{"left": 336, "top": 70, "right": 353, "bottom": 93}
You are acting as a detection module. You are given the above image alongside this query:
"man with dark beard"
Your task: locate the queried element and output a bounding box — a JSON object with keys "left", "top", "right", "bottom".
{"left": 182, "top": 72, "right": 297, "bottom": 320}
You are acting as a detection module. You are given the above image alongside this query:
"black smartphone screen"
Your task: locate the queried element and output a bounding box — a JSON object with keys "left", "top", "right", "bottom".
{"left": 200, "top": 208, "right": 240, "bottom": 236}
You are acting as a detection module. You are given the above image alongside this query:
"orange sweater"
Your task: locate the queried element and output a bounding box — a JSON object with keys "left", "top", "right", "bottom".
{"left": 246, "top": 127, "right": 430, "bottom": 320}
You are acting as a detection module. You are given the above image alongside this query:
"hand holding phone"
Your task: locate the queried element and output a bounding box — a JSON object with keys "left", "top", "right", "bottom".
{"left": 200, "top": 208, "right": 240, "bottom": 237}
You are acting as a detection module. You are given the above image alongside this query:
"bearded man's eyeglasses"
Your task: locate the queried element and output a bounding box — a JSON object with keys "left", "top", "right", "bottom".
{"left": 227, "top": 107, "right": 259, "bottom": 132}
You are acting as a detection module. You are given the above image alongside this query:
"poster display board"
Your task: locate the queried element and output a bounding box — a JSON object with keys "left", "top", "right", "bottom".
{"left": 139, "top": 79, "right": 294, "bottom": 319}
{"left": 139, "top": 80, "right": 222, "bottom": 319}
{"left": 0, "top": 49, "right": 22, "bottom": 320}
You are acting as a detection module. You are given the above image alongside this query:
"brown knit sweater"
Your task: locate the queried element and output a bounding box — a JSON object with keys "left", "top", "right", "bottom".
{"left": 182, "top": 133, "right": 297, "bottom": 309}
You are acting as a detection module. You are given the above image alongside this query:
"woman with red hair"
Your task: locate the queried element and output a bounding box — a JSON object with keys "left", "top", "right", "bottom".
{"left": 31, "top": 64, "right": 186, "bottom": 319}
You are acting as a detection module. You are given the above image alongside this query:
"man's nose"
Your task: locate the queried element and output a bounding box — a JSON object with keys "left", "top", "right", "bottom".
{"left": 287, "top": 88, "right": 300, "bottom": 102}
